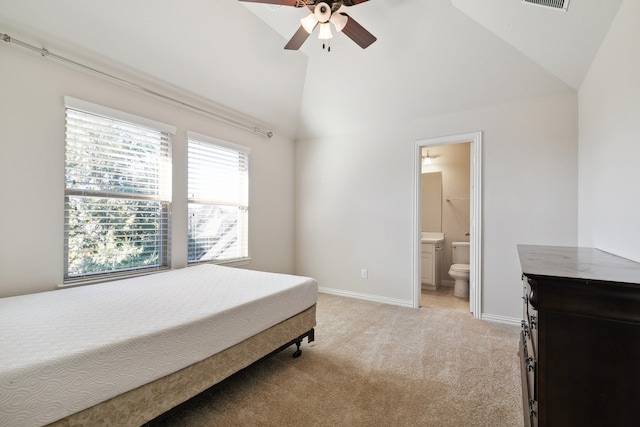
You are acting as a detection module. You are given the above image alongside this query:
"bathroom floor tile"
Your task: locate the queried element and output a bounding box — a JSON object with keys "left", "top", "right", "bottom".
{"left": 421, "top": 286, "right": 469, "bottom": 313}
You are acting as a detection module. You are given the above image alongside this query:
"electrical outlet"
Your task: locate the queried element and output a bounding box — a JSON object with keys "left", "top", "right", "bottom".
{"left": 361, "top": 268, "right": 368, "bottom": 279}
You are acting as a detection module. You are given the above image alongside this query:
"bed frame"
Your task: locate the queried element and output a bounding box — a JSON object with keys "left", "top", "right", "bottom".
{"left": 47, "top": 305, "right": 316, "bottom": 427}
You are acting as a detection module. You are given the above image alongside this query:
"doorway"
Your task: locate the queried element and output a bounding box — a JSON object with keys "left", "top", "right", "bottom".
{"left": 413, "top": 132, "right": 482, "bottom": 319}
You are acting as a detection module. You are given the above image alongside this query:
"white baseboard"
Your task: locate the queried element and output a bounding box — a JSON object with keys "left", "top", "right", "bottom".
{"left": 480, "top": 313, "right": 521, "bottom": 326}
{"left": 319, "top": 287, "right": 522, "bottom": 325}
{"left": 318, "top": 287, "right": 413, "bottom": 308}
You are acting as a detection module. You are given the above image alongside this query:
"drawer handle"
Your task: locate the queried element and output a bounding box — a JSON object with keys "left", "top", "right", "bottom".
{"left": 525, "top": 357, "right": 535, "bottom": 371}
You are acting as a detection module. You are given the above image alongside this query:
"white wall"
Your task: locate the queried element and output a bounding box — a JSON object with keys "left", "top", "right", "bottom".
{"left": 0, "top": 44, "right": 297, "bottom": 297}
{"left": 578, "top": 0, "right": 640, "bottom": 262}
{"left": 295, "top": 91, "right": 578, "bottom": 320}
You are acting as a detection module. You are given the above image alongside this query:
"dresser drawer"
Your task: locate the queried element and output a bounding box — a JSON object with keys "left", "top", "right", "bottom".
{"left": 522, "top": 276, "right": 538, "bottom": 358}
{"left": 520, "top": 327, "right": 537, "bottom": 401}
{"left": 519, "top": 331, "right": 538, "bottom": 427}
{"left": 526, "top": 309, "right": 538, "bottom": 357}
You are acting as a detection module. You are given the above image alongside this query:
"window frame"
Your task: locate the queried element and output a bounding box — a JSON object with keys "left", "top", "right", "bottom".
{"left": 187, "top": 131, "right": 251, "bottom": 266}
{"left": 62, "top": 97, "right": 175, "bottom": 285}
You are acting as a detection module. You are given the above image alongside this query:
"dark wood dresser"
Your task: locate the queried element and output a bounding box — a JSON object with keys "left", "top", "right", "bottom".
{"left": 518, "top": 245, "right": 640, "bottom": 427}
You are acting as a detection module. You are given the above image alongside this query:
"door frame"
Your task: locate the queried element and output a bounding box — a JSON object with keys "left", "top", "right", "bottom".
{"left": 413, "top": 131, "right": 482, "bottom": 318}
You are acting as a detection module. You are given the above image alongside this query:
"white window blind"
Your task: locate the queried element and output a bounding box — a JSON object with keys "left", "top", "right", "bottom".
{"left": 187, "top": 131, "right": 250, "bottom": 264}
{"left": 64, "top": 98, "right": 173, "bottom": 282}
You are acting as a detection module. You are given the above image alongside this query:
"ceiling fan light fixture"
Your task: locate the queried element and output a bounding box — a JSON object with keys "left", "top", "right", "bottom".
{"left": 423, "top": 151, "right": 433, "bottom": 166}
{"left": 301, "top": 13, "right": 318, "bottom": 34}
{"left": 239, "top": 0, "right": 376, "bottom": 51}
{"left": 318, "top": 22, "right": 333, "bottom": 40}
{"left": 314, "top": 2, "right": 332, "bottom": 23}
{"left": 330, "top": 12, "right": 348, "bottom": 32}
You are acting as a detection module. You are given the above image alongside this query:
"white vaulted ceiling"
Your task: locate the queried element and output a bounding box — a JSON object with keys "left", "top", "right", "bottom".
{"left": 0, "top": 0, "right": 623, "bottom": 139}
{"left": 451, "top": 0, "right": 622, "bottom": 89}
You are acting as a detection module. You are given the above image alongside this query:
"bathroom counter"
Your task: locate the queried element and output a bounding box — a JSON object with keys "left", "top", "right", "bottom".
{"left": 420, "top": 232, "right": 444, "bottom": 244}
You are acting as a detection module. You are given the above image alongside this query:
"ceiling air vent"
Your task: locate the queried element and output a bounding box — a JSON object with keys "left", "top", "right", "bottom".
{"left": 522, "top": 0, "right": 569, "bottom": 11}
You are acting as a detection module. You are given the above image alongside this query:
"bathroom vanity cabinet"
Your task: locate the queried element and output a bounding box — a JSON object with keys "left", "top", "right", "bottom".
{"left": 517, "top": 245, "right": 640, "bottom": 427}
{"left": 421, "top": 241, "right": 442, "bottom": 290}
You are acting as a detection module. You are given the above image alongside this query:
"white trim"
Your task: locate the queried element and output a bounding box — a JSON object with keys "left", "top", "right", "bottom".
{"left": 188, "top": 257, "right": 252, "bottom": 268}
{"left": 480, "top": 313, "right": 521, "bottom": 326}
{"left": 470, "top": 132, "right": 483, "bottom": 318}
{"left": 63, "top": 96, "right": 177, "bottom": 135}
{"left": 187, "top": 131, "right": 251, "bottom": 154}
{"left": 58, "top": 266, "right": 171, "bottom": 289}
{"left": 413, "top": 132, "right": 483, "bottom": 319}
{"left": 319, "top": 287, "right": 413, "bottom": 308}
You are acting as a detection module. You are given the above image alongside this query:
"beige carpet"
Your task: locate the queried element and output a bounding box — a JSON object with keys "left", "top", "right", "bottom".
{"left": 149, "top": 291, "right": 523, "bottom": 427}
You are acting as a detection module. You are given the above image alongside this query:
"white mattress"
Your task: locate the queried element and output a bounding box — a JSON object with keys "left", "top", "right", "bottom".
{"left": 0, "top": 264, "right": 317, "bottom": 427}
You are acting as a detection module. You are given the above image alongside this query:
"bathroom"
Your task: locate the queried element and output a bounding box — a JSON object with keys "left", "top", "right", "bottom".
{"left": 420, "top": 142, "right": 471, "bottom": 308}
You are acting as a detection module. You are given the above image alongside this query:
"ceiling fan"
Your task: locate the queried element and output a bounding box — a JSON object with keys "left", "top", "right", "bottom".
{"left": 239, "top": 0, "right": 377, "bottom": 50}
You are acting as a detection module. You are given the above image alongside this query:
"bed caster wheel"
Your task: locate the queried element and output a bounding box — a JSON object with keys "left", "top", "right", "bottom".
{"left": 292, "top": 340, "right": 302, "bottom": 358}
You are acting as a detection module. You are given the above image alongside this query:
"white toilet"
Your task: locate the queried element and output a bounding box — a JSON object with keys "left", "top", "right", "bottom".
{"left": 449, "top": 242, "right": 470, "bottom": 298}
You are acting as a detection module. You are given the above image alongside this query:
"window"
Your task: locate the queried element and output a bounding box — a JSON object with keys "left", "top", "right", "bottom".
{"left": 187, "top": 131, "right": 249, "bottom": 264}
{"left": 64, "top": 97, "right": 174, "bottom": 282}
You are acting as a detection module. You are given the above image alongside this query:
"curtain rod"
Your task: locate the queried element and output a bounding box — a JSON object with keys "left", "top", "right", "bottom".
{"left": 1, "top": 32, "right": 274, "bottom": 139}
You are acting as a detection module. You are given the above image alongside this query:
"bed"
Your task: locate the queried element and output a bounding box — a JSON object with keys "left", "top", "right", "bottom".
{"left": 0, "top": 264, "right": 317, "bottom": 427}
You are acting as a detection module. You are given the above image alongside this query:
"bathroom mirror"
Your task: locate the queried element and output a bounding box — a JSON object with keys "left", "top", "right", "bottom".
{"left": 421, "top": 172, "right": 442, "bottom": 232}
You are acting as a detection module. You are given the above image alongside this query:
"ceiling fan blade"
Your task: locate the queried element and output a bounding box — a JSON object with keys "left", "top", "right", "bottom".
{"left": 341, "top": 14, "right": 376, "bottom": 49}
{"left": 237, "top": 0, "right": 302, "bottom": 6}
{"left": 343, "top": 0, "right": 370, "bottom": 5}
{"left": 284, "top": 25, "right": 312, "bottom": 50}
